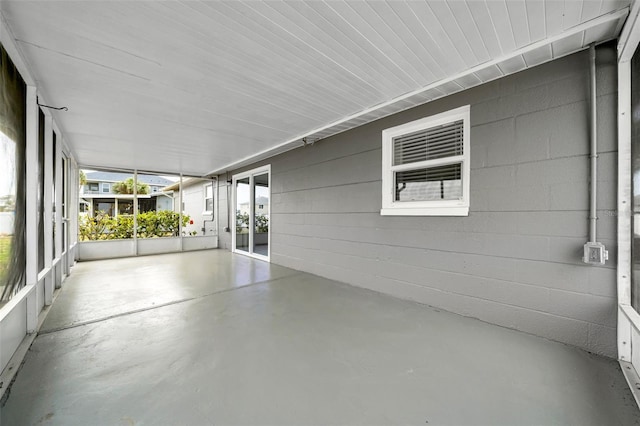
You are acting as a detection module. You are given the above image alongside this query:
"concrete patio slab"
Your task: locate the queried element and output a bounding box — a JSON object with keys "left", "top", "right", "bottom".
{"left": 2, "top": 250, "right": 639, "bottom": 425}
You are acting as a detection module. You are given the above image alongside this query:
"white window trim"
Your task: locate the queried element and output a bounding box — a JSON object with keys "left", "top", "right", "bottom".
{"left": 381, "top": 105, "right": 470, "bottom": 216}
{"left": 203, "top": 183, "right": 214, "bottom": 215}
{"left": 101, "top": 182, "right": 110, "bottom": 193}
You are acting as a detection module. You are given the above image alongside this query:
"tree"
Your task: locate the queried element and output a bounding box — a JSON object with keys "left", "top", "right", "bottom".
{"left": 112, "top": 178, "right": 149, "bottom": 195}
{"left": 79, "top": 170, "right": 87, "bottom": 186}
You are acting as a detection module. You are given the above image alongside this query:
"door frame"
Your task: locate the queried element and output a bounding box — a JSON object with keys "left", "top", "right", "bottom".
{"left": 617, "top": 0, "right": 640, "bottom": 406}
{"left": 231, "top": 164, "right": 271, "bottom": 261}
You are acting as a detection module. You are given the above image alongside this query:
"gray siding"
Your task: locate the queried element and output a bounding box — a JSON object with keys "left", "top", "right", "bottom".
{"left": 219, "top": 44, "right": 619, "bottom": 357}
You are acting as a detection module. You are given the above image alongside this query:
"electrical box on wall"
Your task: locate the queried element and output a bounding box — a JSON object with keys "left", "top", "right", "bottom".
{"left": 583, "top": 242, "right": 608, "bottom": 265}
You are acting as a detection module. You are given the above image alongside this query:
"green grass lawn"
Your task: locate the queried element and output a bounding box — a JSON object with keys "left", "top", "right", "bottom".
{"left": 0, "top": 235, "right": 11, "bottom": 284}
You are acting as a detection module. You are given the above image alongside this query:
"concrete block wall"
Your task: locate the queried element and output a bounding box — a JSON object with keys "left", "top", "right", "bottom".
{"left": 219, "top": 44, "right": 619, "bottom": 357}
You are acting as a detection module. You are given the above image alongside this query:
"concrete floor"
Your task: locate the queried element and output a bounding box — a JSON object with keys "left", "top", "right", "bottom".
{"left": 2, "top": 250, "right": 639, "bottom": 425}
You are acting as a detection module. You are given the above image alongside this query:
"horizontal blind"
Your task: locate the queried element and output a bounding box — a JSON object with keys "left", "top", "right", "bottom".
{"left": 395, "top": 163, "right": 462, "bottom": 201}
{"left": 393, "top": 119, "right": 463, "bottom": 166}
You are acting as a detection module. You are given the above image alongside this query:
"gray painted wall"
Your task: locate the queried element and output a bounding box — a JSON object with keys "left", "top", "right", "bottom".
{"left": 218, "top": 44, "right": 618, "bottom": 357}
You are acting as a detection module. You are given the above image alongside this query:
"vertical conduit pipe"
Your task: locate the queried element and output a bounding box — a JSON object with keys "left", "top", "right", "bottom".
{"left": 216, "top": 176, "right": 220, "bottom": 237}
{"left": 589, "top": 43, "right": 598, "bottom": 243}
{"left": 133, "top": 169, "right": 138, "bottom": 256}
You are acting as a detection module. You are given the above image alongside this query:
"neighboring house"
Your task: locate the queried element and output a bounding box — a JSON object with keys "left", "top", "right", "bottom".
{"left": 81, "top": 171, "right": 175, "bottom": 218}
{"left": 238, "top": 196, "right": 269, "bottom": 217}
{"left": 163, "top": 178, "right": 216, "bottom": 236}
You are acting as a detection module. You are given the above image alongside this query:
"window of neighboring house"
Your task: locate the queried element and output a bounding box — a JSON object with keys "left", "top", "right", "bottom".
{"left": 95, "top": 201, "right": 114, "bottom": 216}
{"left": 204, "top": 183, "right": 214, "bottom": 214}
{"left": 101, "top": 182, "right": 110, "bottom": 193}
{"left": 89, "top": 182, "right": 98, "bottom": 192}
{"left": 381, "top": 105, "right": 470, "bottom": 216}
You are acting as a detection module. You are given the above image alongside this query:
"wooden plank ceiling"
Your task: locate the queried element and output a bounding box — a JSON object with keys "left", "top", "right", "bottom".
{"left": 0, "top": 0, "right": 630, "bottom": 176}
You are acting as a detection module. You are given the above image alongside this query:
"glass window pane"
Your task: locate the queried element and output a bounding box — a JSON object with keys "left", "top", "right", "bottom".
{"left": 395, "top": 164, "right": 462, "bottom": 202}
{"left": 235, "top": 177, "right": 250, "bottom": 252}
{"left": 1, "top": 132, "right": 19, "bottom": 297}
{"left": 203, "top": 183, "right": 214, "bottom": 214}
{"left": 253, "top": 173, "right": 269, "bottom": 257}
{"left": 0, "top": 44, "right": 27, "bottom": 302}
{"left": 118, "top": 200, "right": 133, "bottom": 215}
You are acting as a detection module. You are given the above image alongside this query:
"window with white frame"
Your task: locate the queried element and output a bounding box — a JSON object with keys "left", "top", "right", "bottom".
{"left": 381, "top": 105, "right": 470, "bottom": 216}
{"left": 101, "top": 182, "right": 110, "bottom": 193}
{"left": 204, "top": 183, "right": 214, "bottom": 215}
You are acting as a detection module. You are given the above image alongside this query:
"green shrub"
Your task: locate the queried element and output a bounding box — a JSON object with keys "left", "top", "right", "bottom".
{"left": 137, "top": 210, "right": 187, "bottom": 238}
{"left": 79, "top": 211, "right": 115, "bottom": 241}
{"left": 236, "top": 211, "right": 249, "bottom": 233}
{"left": 255, "top": 214, "right": 269, "bottom": 233}
{"left": 111, "top": 215, "right": 134, "bottom": 239}
{"left": 235, "top": 211, "right": 268, "bottom": 233}
{"left": 0, "top": 235, "right": 11, "bottom": 285}
{"left": 79, "top": 210, "right": 190, "bottom": 241}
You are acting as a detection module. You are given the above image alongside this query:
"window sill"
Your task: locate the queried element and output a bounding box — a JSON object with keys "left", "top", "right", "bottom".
{"left": 380, "top": 206, "right": 469, "bottom": 216}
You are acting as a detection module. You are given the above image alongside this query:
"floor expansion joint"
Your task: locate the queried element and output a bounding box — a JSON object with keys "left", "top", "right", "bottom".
{"left": 38, "top": 272, "right": 302, "bottom": 335}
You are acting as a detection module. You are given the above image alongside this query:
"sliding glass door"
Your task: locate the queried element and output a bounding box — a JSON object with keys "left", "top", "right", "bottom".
{"left": 233, "top": 165, "right": 270, "bottom": 260}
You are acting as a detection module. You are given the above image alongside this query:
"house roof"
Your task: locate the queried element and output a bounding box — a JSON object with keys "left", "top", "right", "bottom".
{"left": 81, "top": 194, "right": 151, "bottom": 200}
{"left": 162, "top": 177, "right": 213, "bottom": 192}
{"left": 85, "top": 171, "right": 175, "bottom": 186}
{"left": 1, "top": 1, "right": 630, "bottom": 176}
